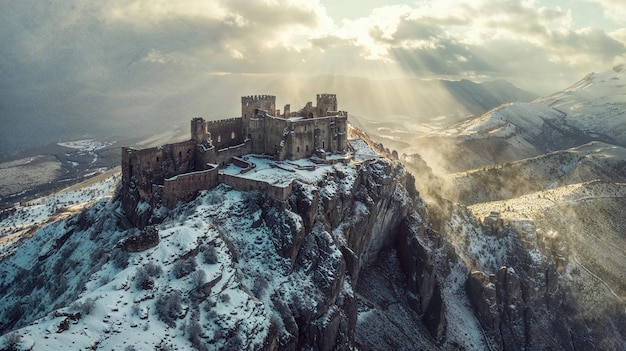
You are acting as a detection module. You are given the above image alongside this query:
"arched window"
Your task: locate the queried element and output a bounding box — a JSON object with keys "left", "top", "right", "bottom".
{"left": 297, "top": 146, "right": 300, "bottom": 153}
{"left": 156, "top": 156, "right": 159, "bottom": 162}
{"left": 231, "top": 131, "right": 235, "bottom": 140}
{"left": 217, "top": 135, "right": 221, "bottom": 143}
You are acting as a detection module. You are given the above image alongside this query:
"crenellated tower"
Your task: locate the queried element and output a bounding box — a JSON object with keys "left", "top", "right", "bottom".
{"left": 190, "top": 117, "right": 209, "bottom": 143}
{"left": 316, "top": 93, "right": 337, "bottom": 117}
{"left": 241, "top": 95, "right": 276, "bottom": 119}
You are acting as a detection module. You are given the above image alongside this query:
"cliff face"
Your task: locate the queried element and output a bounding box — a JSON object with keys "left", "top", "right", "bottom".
{"left": 0, "top": 141, "right": 456, "bottom": 350}
{"left": 2, "top": 135, "right": 624, "bottom": 350}
{"left": 261, "top": 157, "right": 433, "bottom": 349}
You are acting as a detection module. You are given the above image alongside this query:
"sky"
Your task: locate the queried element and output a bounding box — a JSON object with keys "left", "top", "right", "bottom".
{"left": 1, "top": 0, "right": 624, "bottom": 95}
{"left": 0, "top": 0, "right": 625, "bottom": 153}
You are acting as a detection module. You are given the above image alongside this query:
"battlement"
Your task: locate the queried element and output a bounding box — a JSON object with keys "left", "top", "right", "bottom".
{"left": 242, "top": 95, "right": 276, "bottom": 119}
{"left": 121, "top": 93, "right": 349, "bottom": 227}
{"left": 241, "top": 95, "right": 276, "bottom": 104}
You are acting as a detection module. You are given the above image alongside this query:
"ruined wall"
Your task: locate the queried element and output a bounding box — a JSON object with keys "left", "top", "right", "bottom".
{"left": 195, "top": 142, "right": 216, "bottom": 169}
{"left": 219, "top": 173, "right": 293, "bottom": 201}
{"left": 241, "top": 95, "right": 276, "bottom": 119}
{"left": 316, "top": 94, "right": 338, "bottom": 117}
{"left": 264, "top": 116, "right": 290, "bottom": 159}
{"left": 248, "top": 115, "right": 267, "bottom": 155}
{"left": 215, "top": 141, "right": 253, "bottom": 167}
{"left": 284, "top": 120, "right": 315, "bottom": 160}
{"left": 205, "top": 118, "right": 244, "bottom": 150}
{"left": 162, "top": 166, "right": 219, "bottom": 207}
{"left": 122, "top": 140, "right": 197, "bottom": 194}
{"left": 299, "top": 102, "right": 317, "bottom": 118}
{"left": 313, "top": 116, "right": 348, "bottom": 153}
{"left": 191, "top": 117, "right": 209, "bottom": 143}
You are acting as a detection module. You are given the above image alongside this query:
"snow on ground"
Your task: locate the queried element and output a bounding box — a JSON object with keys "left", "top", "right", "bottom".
{"left": 0, "top": 149, "right": 368, "bottom": 350}
{"left": 468, "top": 180, "right": 626, "bottom": 222}
{"left": 349, "top": 139, "right": 381, "bottom": 161}
{"left": 58, "top": 139, "right": 115, "bottom": 152}
{"left": 0, "top": 172, "right": 121, "bottom": 254}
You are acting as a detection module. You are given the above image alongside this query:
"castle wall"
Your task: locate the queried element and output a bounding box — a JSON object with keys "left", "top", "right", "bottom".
{"left": 241, "top": 95, "right": 276, "bottom": 119}
{"left": 205, "top": 118, "right": 244, "bottom": 150}
{"left": 120, "top": 94, "right": 347, "bottom": 227}
{"left": 162, "top": 166, "right": 219, "bottom": 208}
{"left": 264, "top": 116, "right": 290, "bottom": 159}
{"left": 195, "top": 142, "right": 216, "bottom": 169}
{"left": 191, "top": 117, "right": 209, "bottom": 143}
{"left": 215, "top": 140, "right": 253, "bottom": 166}
{"left": 122, "top": 140, "right": 197, "bottom": 193}
{"left": 313, "top": 115, "right": 348, "bottom": 153}
{"left": 316, "top": 94, "right": 337, "bottom": 117}
{"left": 219, "top": 173, "right": 292, "bottom": 201}
{"left": 248, "top": 116, "right": 267, "bottom": 155}
{"left": 284, "top": 119, "right": 315, "bottom": 160}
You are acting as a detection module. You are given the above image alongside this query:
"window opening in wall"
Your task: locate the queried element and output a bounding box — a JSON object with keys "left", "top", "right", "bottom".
{"left": 297, "top": 146, "right": 300, "bottom": 153}
{"left": 231, "top": 131, "right": 235, "bottom": 139}
{"left": 306, "top": 145, "right": 309, "bottom": 151}
{"left": 322, "top": 141, "right": 325, "bottom": 149}
{"left": 179, "top": 151, "right": 182, "bottom": 158}
{"left": 156, "top": 157, "right": 159, "bottom": 162}
{"left": 217, "top": 135, "right": 221, "bottom": 143}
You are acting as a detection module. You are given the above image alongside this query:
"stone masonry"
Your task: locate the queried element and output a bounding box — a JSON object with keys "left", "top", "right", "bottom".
{"left": 121, "top": 94, "right": 348, "bottom": 226}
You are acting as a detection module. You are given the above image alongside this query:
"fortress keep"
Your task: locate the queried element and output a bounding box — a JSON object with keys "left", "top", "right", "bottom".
{"left": 121, "top": 94, "right": 348, "bottom": 226}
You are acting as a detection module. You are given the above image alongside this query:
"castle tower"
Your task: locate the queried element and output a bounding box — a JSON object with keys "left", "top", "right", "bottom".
{"left": 241, "top": 95, "right": 276, "bottom": 119}
{"left": 316, "top": 93, "right": 337, "bottom": 117}
{"left": 191, "top": 117, "right": 209, "bottom": 143}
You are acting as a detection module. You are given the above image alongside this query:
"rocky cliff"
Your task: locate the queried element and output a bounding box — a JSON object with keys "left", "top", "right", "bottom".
{"left": 1, "top": 132, "right": 625, "bottom": 350}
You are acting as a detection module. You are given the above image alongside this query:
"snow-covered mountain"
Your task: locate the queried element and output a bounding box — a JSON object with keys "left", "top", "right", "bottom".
{"left": 3, "top": 124, "right": 623, "bottom": 350}
{"left": 406, "top": 65, "right": 626, "bottom": 174}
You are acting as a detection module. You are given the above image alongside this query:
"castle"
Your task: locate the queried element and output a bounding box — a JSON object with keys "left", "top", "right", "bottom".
{"left": 121, "top": 94, "right": 348, "bottom": 226}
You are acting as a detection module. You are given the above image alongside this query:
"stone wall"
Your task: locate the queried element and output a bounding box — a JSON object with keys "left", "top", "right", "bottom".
{"left": 122, "top": 140, "right": 197, "bottom": 195}
{"left": 316, "top": 94, "right": 338, "bottom": 117}
{"left": 215, "top": 141, "right": 253, "bottom": 167}
{"left": 205, "top": 117, "right": 244, "bottom": 151}
{"left": 162, "top": 166, "right": 219, "bottom": 207}
{"left": 241, "top": 95, "right": 276, "bottom": 119}
{"left": 219, "top": 173, "right": 293, "bottom": 201}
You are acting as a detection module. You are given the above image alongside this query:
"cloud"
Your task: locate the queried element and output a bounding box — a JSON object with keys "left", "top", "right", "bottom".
{"left": 0, "top": 0, "right": 624, "bottom": 100}
{"left": 584, "top": 0, "right": 626, "bottom": 23}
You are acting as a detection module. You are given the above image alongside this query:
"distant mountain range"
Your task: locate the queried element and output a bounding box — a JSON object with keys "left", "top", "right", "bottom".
{"left": 400, "top": 64, "right": 625, "bottom": 174}
{"left": 0, "top": 74, "right": 536, "bottom": 155}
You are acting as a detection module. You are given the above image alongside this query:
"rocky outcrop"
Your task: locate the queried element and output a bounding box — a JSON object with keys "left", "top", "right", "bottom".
{"left": 258, "top": 157, "right": 441, "bottom": 350}
{"left": 395, "top": 215, "right": 447, "bottom": 341}
{"left": 120, "top": 226, "right": 159, "bottom": 252}
{"left": 464, "top": 220, "right": 602, "bottom": 350}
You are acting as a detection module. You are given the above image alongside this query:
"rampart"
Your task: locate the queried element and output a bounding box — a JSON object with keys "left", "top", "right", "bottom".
{"left": 219, "top": 173, "right": 293, "bottom": 201}
{"left": 162, "top": 166, "right": 219, "bottom": 207}
{"left": 215, "top": 141, "right": 253, "bottom": 167}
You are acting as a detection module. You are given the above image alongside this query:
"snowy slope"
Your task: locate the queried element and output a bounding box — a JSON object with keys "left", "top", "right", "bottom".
{"left": 443, "top": 141, "right": 626, "bottom": 205}
{"left": 408, "top": 65, "right": 626, "bottom": 173}
{"left": 538, "top": 64, "right": 626, "bottom": 141}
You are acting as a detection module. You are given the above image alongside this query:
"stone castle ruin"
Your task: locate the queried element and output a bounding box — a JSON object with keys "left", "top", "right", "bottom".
{"left": 121, "top": 94, "right": 348, "bottom": 226}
